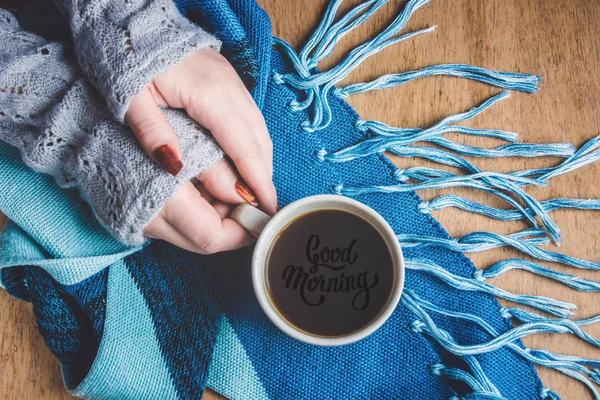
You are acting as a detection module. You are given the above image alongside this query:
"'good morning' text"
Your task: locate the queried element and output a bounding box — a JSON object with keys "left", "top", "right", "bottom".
{"left": 281, "top": 235, "right": 379, "bottom": 310}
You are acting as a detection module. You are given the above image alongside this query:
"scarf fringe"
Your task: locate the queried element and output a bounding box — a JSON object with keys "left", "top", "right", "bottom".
{"left": 404, "top": 289, "right": 600, "bottom": 399}
{"left": 275, "top": 0, "right": 600, "bottom": 398}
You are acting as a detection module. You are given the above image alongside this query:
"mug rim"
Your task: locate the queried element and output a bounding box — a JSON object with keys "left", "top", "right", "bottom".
{"left": 251, "top": 194, "right": 405, "bottom": 346}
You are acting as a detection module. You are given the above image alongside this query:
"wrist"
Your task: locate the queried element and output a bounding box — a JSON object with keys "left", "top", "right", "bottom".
{"left": 69, "top": 0, "right": 221, "bottom": 121}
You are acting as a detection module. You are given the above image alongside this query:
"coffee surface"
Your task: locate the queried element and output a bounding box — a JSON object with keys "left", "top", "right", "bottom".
{"left": 266, "top": 209, "right": 395, "bottom": 337}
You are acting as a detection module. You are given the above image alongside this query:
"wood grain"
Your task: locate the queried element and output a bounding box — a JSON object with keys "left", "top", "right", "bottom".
{"left": 1, "top": 0, "right": 599, "bottom": 398}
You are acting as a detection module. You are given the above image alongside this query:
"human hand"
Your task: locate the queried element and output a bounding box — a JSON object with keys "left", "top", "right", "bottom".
{"left": 125, "top": 48, "right": 277, "bottom": 253}
{"left": 144, "top": 165, "right": 256, "bottom": 254}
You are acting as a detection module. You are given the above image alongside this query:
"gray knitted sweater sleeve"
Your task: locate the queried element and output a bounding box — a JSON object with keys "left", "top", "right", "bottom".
{"left": 61, "top": 0, "right": 222, "bottom": 121}
{"left": 0, "top": 10, "right": 223, "bottom": 245}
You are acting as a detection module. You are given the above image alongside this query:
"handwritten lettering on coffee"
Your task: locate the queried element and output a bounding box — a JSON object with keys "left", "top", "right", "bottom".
{"left": 281, "top": 235, "right": 379, "bottom": 310}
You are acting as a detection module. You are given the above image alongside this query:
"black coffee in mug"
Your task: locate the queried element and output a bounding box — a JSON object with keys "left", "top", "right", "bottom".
{"left": 265, "top": 209, "right": 395, "bottom": 337}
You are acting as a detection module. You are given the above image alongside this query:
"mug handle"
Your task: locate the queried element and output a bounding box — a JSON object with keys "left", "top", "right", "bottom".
{"left": 230, "top": 203, "right": 272, "bottom": 237}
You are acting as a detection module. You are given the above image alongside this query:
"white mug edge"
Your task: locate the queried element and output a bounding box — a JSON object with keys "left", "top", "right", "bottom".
{"left": 251, "top": 194, "right": 405, "bottom": 347}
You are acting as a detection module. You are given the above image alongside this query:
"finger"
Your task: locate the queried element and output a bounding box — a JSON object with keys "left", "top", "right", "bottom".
{"left": 166, "top": 50, "right": 273, "bottom": 177}
{"left": 198, "top": 158, "right": 252, "bottom": 205}
{"left": 125, "top": 87, "right": 183, "bottom": 176}
{"left": 144, "top": 215, "right": 195, "bottom": 251}
{"left": 240, "top": 88, "right": 273, "bottom": 177}
{"left": 232, "top": 153, "right": 277, "bottom": 215}
{"left": 212, "top": 200, "right": 234, "bottom": 219}
{"left": 144, "top": 215, "right": 168, "bottom": 240}
{"left": 163, "top": 182, "right": 254, "bottom": 253}
{"left": 144, "top": 215, "right": 203, "bottom": 253}
{"left": 192, "top": 180, "right": 216, "bottom": 204}
{"left": 182, "top": 71, "right": 277, "bottom": 214}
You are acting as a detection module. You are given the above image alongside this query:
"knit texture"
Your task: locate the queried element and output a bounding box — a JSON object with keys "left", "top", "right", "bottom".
{"left": 60, "top": 0, "right": 222, "bottom": 121}
{"left": 0, "top": 0, "right": 552, "bottom": 399}
{"left": 0, "top": 10, "right": 224, "bottom": 245}
{"left": 8, "top": 0, "right": 594, "bottom": 398}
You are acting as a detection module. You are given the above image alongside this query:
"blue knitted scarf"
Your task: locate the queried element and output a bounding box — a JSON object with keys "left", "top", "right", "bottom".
{"left": 2, "top": 0, "right": 600, "bottom": 399}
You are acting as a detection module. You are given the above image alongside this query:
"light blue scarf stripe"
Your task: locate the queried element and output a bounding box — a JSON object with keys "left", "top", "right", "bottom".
{"left": 0, "top": 148, "right": 266, "bottom": 398}
{"left": 71, "top": 259, "right": 179, "bottom": 399}
{"left": 0, "top": 120, "right": 267, "bottom": 400}
{"left": 0, "top": 144, "right": 140, "bottom": 285}
{"left": 208, "top": 316, "right": 270, "bottom": 399}
{"left": 0, "top": 220, "right": 140, "bottom": 285}
{"left": 0, "top": 143, "right": 129, "bottom": 258}
{"left": 0, "top": 222, "right": 47, "bottom": 289}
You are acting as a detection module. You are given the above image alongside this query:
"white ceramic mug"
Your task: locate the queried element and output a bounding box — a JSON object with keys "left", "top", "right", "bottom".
{"left": 231, "top": 194, "right": 405, "bottom": 346}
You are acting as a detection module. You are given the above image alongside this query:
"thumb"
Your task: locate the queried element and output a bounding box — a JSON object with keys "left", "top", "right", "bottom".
{"left": 125, "top": 87, "right": 183, "bottom": 176}
{"left": 198, "top": 159, "right": 257, "bottom": 206}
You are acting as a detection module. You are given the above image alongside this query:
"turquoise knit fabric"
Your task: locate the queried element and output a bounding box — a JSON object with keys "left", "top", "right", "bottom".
{"left": 2, "top": 0, "right": 600, "bottom": 399}
{"left": 0, "top": 7, "right": 224, "bottom": 245}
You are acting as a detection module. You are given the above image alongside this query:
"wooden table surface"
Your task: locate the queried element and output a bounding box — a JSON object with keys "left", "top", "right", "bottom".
{"left": 1, "top": 0, "right": 599, "bottom": 398}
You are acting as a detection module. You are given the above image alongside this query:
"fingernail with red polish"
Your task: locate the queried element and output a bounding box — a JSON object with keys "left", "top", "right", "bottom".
{"left": 235, "top": 180, "right": 259, "bottom": 207}
{"left": 154, "top": 145, "right": 183, "bottom": 176}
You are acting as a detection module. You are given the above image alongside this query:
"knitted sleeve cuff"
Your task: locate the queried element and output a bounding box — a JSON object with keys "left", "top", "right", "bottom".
{"left": 0, "top": 11, "right": 223, "bottom": 245}
{"left": 68, "top": 0, "right": 222, "bottom": 121}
